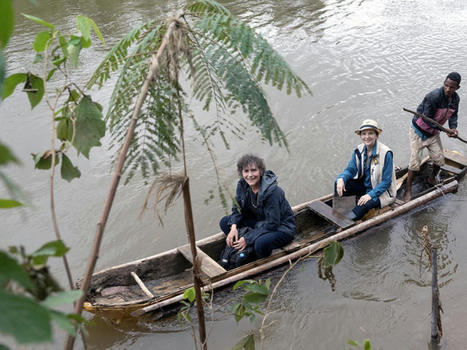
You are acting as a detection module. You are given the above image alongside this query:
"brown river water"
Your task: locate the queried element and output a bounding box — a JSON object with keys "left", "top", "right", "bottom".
{"left": 1, "top": 0, "right": 467, "bottom": 349}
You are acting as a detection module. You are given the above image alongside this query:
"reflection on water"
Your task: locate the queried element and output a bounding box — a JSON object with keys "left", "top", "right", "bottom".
{"left": 3, "top": 0, "right": 467, "bottom": 349}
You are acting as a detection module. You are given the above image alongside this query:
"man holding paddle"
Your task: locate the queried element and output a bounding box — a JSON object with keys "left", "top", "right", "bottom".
{"left": 403, "top": 72, "right": 461, "bottom": 202}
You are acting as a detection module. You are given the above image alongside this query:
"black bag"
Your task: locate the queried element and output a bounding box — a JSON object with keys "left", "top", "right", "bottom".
{"left": 220, "top": 227, "right": 256, "bottom": 270}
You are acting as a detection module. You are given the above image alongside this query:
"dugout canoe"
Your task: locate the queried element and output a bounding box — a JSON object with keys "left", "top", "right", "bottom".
{"left": 82, "top": 150, "right": 467, "bottom": 320}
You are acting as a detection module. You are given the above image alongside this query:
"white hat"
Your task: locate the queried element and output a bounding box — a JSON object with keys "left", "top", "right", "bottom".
{"left": 355, "top": 119, "right": 382, "bottom": 135}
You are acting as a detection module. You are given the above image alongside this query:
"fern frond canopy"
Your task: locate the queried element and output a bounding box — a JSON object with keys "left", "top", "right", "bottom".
{"left": 89, "top": 0, "right": 310, "bottom": 184}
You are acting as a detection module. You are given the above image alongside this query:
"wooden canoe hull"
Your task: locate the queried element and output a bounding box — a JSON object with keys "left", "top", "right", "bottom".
{"left": 81, "top": 150, "right": 467, "bottom": 320}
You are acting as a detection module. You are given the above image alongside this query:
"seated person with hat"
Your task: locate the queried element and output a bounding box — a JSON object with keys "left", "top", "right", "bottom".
{"left": 335, "top": 119, "right": 397, "bottom": 220}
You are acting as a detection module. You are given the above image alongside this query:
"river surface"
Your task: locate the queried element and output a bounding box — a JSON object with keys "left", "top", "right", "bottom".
{"left": 2, "top": 0, "right": 467, "bottom": 349}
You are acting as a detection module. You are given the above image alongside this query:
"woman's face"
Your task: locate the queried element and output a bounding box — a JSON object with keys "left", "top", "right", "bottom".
{"left": 242, "top": 162, "right": 261, "bottom": 189}
{"left": 359, "top": 129, "right": 378, "bottom": 148}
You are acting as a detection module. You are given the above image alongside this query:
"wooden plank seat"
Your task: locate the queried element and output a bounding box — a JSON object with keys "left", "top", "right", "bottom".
{"left": 441, "top": 164, "right": 463, "bottom": 175}
{"left": 307, "top": 200, "right": 354, "bottom": 229}
{"left": 178, "top": 245, "right": 226, "bottom": 279}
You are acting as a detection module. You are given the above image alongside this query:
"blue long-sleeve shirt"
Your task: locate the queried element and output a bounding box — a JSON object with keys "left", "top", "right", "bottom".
{"left": 336, "top": 141, "right": 394, "bottom": 200}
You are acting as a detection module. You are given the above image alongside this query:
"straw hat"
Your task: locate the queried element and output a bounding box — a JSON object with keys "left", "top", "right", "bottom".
{"left": 355, "top": 119, "right": 382, "bottom": 135}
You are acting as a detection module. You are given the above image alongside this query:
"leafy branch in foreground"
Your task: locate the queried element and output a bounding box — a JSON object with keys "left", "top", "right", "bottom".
{"left": 0, "top": 243, "right": 85, "bottom": 349}
{"left": 177, "top": 241, "right": 344, "bottom": 350}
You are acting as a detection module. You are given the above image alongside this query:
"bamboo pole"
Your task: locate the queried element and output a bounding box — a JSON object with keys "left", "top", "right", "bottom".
{"left": 134, "top": 180, "right": 458, "bottom": 316}
{"left": 431, "top": 248, "right": 440, "bottom": 344}
{"left": 64, "top": 16, "right": 182, "bottom": 350}
{"left": 403, "top": 108, "right": 467, "bottom": 143}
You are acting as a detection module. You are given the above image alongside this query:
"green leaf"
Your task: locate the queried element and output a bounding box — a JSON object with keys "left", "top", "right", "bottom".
{"left": 0, "top": 51, "right": 5, "bottom": 98}
{"left": 0, "top": 0, "right": 14, "bottom": 49}
{"left": 32, "top": 53, "right": 43, "bottom": 64}
{"left": 72, "top": 96, "right": 105, "bottom": 158}
{"left": 42, "top": 290, "right": 82, "bottom": 308}
{"left": 60, "top": 154, "right": 81, "bottom": 182}
{"left": 32, "top": 240, "right": 69, "bottom": 259}
{"left": 33, "top": 150, "right": 59, "bottom": 170}
{"left": 244, "top": 283, "right": 269, "bottom": 296}
{"left": 232, "top": 334, "right": 255, "bottom": 350}
{"left": 233, "top": 280, "right": 255, "bottom": 290}
{"left": 363, "top": 339, "right": 372, "bottom": 350}
{"left": 2, "top": 73, "right": 27, "bottom": 100}
{"left": 33, "top": 31, "right": 51, "bottom": 52}
{"left": 87, "top": 17, "right": 105, "bottom": 45}
{"left": 56, "top": 117, "right": 73, "bottom": 141}
{"left": 323, "top": 241, "right": 344, "bottom": 268}
{"left": 67, "top": 38, "right": 82, "bottom": 68}
{"left": 58, "top": 35, "right": 68, "bottom": 57}
{"left": 243, "top": 292, "right": 267, "bottom": 304}
{"left": 183, "top": 287, "right": 196, "bottom": 303}
{"left": 49, "top": 311, "right": 77, "bottom": 336}
{"left": 0, "top": 199, "right": 22, "bottom": 208}
{"left": 25, "top": 73, "right": 44, "bottom": 109}
{"left": 0, "top": 344, "right": 10, "bottom": 350}
{"left": 76, "top": 15, "right": 91, "bottom": 41}
{"left": 0, "top": 290, "right": 52, "bottom": 343}
{"left": 22, "top": 14, "right": 55, "bottom": 29}
{"left": 0, "top": 142, "right": 19, "bottom": 165}
{"left": 0, "top": 251, "right": 34, "bottom": 290}
{"left": 347, "top": 339, "right": 359, "bottom": 346}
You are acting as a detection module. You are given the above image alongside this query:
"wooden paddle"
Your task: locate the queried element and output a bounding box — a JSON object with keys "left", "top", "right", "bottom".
{"left": 403, "top": 108, "right": 467, "bottom": 144}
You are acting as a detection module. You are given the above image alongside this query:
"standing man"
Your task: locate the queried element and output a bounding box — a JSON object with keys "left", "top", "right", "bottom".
{"left": 403, "top": 72, "right": 461, "bottom": 201}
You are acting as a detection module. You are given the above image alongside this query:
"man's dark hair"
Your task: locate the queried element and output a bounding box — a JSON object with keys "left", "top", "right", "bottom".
{"left": 237, "top": 154, "right": 266, "bottom": 177}
{"left": 446, "top": 72, "right": 461, "bottom": 85}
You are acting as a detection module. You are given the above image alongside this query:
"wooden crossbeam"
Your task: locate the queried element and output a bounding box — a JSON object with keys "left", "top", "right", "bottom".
{"left": 307, "top": 201, "right": 354, "bottom": 229}
{"left": 178, "top": 245, "right": 226, "bottom": 279}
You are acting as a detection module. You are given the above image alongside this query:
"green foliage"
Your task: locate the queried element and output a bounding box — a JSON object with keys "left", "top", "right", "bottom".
{"left": 60, "top": 154, "right": 81, "bottom": 182}
{"left": 318, "top": 241, "right": 344, "bottom": 292}
{"left": 22, "top": 14, "right": 55, "bottom": 29}
{"left": 177, "top": 287, "right": 210, "bottom": 326}
{"left": 0, "top": 199, "right": 22, "bottom": 208}
{"left": 73, "top": 95, "right": 105, "bottom": 158}
{"left": 0, "top": 246, "right": 83, "bottom": 346}
{"left": 88, "top": 0, "right": 310, "bottom": 184}
{"left": 347, "top": 339, "right": 372, "bottom": 350}
{"left": 0, "top": 0, "right": 14, "bottom": 49}
{"left": 323, "top": 240, "right": 344, "bottom": 267}
{"left": 232, "top": 279, "right": 270, "bottom": 322}
{"left": 232, "top": 334, "right": 255, "bottom": 350}
{"left": 0, "top": 142, "right": 25, "bottom": 206}
{"left": 0, "top": 290, "right": 52, "bottom": 343}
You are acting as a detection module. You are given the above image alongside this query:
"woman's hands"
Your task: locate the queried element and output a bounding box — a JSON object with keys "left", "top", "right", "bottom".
{"left": 357, "top": 194, "right": 372, "bottom": 206}
{"left": 336, "top": 178, "right": 346, "bottom": 197}
{"left": 226, "top": 224, "right": 247, "bottom": 251}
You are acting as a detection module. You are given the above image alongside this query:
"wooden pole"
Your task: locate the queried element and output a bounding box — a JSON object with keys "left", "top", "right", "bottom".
{"left": 403, "top": 108, "right": 467, "bottom": 143}
{"left": 134, "top": 180, "right": 458, "bottom": 316}
{"left": 431, "top": 248, "right": 440, "bottom": 344}
{"left": 64, "top": 16, "right": 182, "bottom": 350}
{"left": 182, "top": 177, "right": 207, "bottom": 350}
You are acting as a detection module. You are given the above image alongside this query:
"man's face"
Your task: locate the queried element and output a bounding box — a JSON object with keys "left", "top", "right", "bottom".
{"left": 443, "top": 78, "right": 460, "bottom": 98}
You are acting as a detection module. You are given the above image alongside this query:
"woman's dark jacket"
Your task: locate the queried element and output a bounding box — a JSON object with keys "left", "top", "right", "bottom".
{"left": 227, "top": 170, "right": 296, "bottom": 245}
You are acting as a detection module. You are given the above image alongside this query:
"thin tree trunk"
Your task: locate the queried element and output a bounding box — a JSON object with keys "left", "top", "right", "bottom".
{"left": 182, "top": 177, "right": 207, "bottom": 350}
{"left": 431, "top": 248, "right": 440, "bottom": 345}
{"left": 64, "top": 16, "right": 182, "bottom": 350}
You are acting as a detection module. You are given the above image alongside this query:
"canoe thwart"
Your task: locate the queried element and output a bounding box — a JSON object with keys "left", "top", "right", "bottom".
{"left": 130, "top": 271, "right": 154, "bottom": 298}
{"left": 178, "top": 245, "right": 226, "bottom": 279}
{"left": 441, "top": 164, "right": 463, "bottom": 175}
{"left": 307, "top": 200, "right": 354, "bottom": 229}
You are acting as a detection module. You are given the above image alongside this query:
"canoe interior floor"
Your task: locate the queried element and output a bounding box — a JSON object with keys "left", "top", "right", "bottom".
{"left": 94, "top": 270, "right": 193, "bottom": 305}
